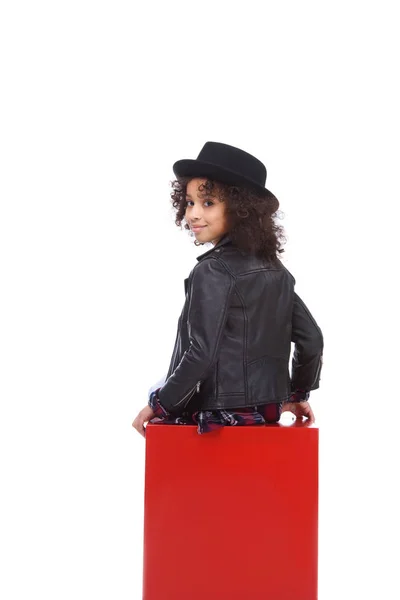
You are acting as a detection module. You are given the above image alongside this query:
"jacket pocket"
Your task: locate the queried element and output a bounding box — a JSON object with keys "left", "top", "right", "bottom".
{"left": 247, "top": 356, "right": 290, "bottom": 403}
{"left": 175, "top": 380, "right": 202, "bottom": 408}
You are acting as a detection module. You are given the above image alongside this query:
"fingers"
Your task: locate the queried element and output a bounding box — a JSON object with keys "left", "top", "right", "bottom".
{"left": 282, "top": 400, "right": 316, "bottom": 423}
{"left": 307, "top": 406, "right": 315, "bottom": 424}
{"left": 132, "top": 405, "right": 157, "bottom": 438}
{"left": 300, "top": 401, "right": 315, "bottom": 424}
{"left": 132, "top": 415, "right": 146, "bottom": 438}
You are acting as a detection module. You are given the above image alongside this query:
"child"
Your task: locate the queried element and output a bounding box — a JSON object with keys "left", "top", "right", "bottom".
{"left": 132, "top": 142, "right": 323, "bottom": 437}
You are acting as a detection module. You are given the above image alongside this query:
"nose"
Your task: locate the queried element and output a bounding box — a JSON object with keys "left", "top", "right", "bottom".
{"left": 189, "top": 203, "right": 203, "bottom": 221}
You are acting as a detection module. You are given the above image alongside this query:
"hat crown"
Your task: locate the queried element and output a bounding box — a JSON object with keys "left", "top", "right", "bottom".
{"left": 197, "top": 142, "right": 266, "bottom": 187}
{"left": 172, "top": 141, "right": 274, "bottom": 196}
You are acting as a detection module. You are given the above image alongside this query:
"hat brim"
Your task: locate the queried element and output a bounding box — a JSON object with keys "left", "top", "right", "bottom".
{"left": 173, "top": 159, "right": 277, "bottom": 200}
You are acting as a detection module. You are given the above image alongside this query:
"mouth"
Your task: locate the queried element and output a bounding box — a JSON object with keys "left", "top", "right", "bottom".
{"left": 191, "top": 225, "right": 207, "bottom": 231}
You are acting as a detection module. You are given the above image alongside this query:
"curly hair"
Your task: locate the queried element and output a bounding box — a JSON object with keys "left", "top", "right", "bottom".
{"left": 170, "top": 177, "right": 286, "bottom": 262}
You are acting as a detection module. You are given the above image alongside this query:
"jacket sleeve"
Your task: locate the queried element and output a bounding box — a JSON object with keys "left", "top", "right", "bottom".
{"left": 291, "top": 292, "right": 324, "bottom": 392}
{"left": 157, "top": 258, "right": 234, "bottom": 414}
{"left": 147, "top": 374, "right": 167, "bottom": 397}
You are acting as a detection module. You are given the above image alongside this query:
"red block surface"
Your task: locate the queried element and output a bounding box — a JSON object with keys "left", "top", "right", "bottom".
{"left": 143, "top": 420, "right": 318, "bottom": 600}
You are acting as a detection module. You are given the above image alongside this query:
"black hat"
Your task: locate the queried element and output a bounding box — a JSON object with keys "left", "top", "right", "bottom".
{"left": 173, "top": 141, "right": 276, "bottom": 198}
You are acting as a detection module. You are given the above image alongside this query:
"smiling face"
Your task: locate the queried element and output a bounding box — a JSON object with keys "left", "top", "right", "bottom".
{"left": 185, "top": 178, "right": 230, "bottom": 245}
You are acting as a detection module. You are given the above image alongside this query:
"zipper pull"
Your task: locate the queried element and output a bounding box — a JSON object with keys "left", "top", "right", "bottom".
{"left": 196, "top": 381, "right": 201, "bottom": 392}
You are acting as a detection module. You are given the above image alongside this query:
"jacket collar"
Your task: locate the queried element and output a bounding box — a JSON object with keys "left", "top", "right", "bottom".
{"left": 196, "top": 234, "right": 232, "bottom": 262}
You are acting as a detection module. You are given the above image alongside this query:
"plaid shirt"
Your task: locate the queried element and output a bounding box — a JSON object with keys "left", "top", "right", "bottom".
{"left": 148, "top": 387, "right": 310, "bottom": 435}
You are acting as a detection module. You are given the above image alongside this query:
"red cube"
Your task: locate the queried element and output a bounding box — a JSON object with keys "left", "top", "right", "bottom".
{"left": 143, "top": 420, "right": 318, "bottom": 600}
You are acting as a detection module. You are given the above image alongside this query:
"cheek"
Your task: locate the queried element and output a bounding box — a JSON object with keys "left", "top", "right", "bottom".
{"left": 219, "top": 210, "right": 228, "bottom": 225}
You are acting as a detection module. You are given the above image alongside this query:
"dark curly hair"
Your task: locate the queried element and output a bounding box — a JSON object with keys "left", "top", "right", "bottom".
{"left": 170, "top": 177, "right": 286, "bottom": 262}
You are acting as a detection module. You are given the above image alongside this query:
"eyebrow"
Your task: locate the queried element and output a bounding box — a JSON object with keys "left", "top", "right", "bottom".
{"left": 185, "top": 193, "right": 215, "bottom": 199}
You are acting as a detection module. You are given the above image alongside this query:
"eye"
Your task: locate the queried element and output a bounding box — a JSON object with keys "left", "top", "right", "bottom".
{"left": 184, "top": 199, "right": 214, "bottom": 208}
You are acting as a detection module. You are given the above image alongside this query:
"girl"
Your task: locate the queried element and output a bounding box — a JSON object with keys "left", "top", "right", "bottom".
{"left": 132, "top": 142, "right": 323, "bottom": 437}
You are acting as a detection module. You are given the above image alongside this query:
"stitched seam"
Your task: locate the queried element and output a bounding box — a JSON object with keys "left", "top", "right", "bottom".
{"left": 205, "top": 258, "right": 235, "bottom": 371}
{"left": 238, "top": 268, "right": 283, "bottom": 276}
{"left": 232, "top": 282, "right": 248, "bottom": 404}
{"left": 215, "top": 392, "right": 247, "bottom": 396}
{"left": 214, "top": 257, "right": 248, "bottom": 401}
{"left": 213, "top": 256, "right": 283, "bottom": 279}
{"left": 215, "top": 359, "right": 219, "bottom": 398}
{"left": 296, "top": 294, "right": 323, "bottom": 334}
{"left": 213, "top": 256, "right": 235, "bottom": 277}
{"left": 170, "top": 257, "right": 234, "bottom": 407}
{"left": 247, "top": 354, "right": 288, "bottom": 366}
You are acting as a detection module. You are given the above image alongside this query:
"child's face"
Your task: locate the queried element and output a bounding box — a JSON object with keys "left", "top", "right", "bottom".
{"left": 185, "top": 178, "right": 229, "bottom": 245}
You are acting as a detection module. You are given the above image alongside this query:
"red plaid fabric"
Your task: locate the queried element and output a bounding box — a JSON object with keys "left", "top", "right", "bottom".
{"left": 148, "top": 389, "right": 309, "bottom": 435}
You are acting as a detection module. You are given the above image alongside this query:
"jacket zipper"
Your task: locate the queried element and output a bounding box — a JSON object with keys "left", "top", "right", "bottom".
{"left": 313, "top": 355, "right": 323, "bottom": 386}
{"left": 174, "top": 380, "right": 201, "bottom": 407}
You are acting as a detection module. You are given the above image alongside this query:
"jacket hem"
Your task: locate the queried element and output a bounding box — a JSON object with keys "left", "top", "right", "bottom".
{"left": 197, "top": 393, "right": 291, "bottom": 411}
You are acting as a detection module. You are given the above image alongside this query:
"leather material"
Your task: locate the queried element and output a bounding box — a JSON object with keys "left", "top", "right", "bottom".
{"left": 157, "top": 235, "right": 324, "bottom": 414}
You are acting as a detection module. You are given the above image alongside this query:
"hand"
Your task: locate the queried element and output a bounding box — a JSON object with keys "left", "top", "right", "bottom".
{"left": 132, "top": 405, "right": 157, "bottom": 438}
{"left": 281, "top": 400, "right": 315, "bottom": 424}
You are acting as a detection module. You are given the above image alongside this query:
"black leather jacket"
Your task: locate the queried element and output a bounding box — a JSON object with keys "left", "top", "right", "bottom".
{"left": 157, "top": 235, "right": 324, "bottom": 414}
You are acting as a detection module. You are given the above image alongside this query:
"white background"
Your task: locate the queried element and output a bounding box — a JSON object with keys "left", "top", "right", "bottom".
{"left": 1, "top": 1, "right": 399, "bottom": 598}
